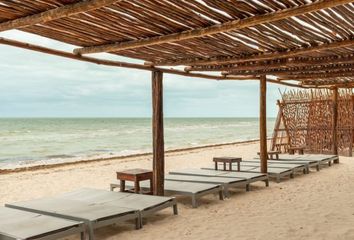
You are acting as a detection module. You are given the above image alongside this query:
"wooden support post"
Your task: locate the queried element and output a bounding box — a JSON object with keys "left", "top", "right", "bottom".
{"left": 260, "top": 75, "right": 268, "bottom": 173}
{"left": 332, "top": 87, "right": 339, "bottom": 162}
{"left": 152, "top": 70, "right": 165, "bottom": 195}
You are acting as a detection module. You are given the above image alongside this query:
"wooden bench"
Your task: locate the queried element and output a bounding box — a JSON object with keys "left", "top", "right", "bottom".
{"left": 213, "top": 157, "right": 242, "bottom": 171}
{"left": 257, "top": 151, "right": 281, "bottom": 160}
{"left": 288, "top": 146, "right": 305, "bottom": 155}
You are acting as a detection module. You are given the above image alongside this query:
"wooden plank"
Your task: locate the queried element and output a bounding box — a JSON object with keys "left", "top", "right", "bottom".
{"left": 260, "top": 75, "right": 268, "bottom": 173}
{"left": 152, "top": 71, "right": 165, "bottom": 196}
{"left": 271, "top": 106, "right": 282, "bottom": 151}
{"left": 0, "top": 0, "right": 121, "bottom": 32}
{"left": 73, "top": 0, "right": 352, "bottom": 55}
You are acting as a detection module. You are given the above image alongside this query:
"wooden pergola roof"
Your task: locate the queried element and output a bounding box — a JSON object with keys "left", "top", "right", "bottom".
{"left": 0, "top": 0, "right": 353, "bottom": 88}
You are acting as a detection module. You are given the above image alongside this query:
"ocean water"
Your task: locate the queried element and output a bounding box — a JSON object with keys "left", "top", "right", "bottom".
{"left": 0, "top": 118, "right": 275, "bottom": 169}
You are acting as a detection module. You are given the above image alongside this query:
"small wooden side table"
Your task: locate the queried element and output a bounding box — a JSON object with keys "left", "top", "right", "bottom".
{"left": 116, "top": 168, "right": 153, "bottom": 194}
{"left": 257, "top": 151, "right": 281, "bottom": 160}
{"left": 213, "top": 157, "right": 242, "bottom": 171}
{"left": 288, "top": 146, "right": 304, "bottom": 155}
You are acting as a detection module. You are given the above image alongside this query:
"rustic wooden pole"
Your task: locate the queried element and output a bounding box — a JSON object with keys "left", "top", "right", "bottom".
{"left": 74, "top": 0, "right": 352, "bottom": 55}
{"left": 332, "top": 87, "right": 339, "bottom": 162}
{"left": 152, "top": 70, "right": 165, "bottom": 196}
{"left": 260, "top": 75, "right": 268, "bottom": 173}
{"left": 0, "top": 0, "right": 121, "bottom": 32}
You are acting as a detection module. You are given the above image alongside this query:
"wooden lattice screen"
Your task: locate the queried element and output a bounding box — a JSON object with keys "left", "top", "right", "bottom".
{"left": 271, "top": 89, "right": 354, "bottom": 157}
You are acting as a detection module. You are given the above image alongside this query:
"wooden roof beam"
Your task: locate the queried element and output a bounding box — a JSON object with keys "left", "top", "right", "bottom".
{"left": 73, "top": 0, "right": 352, "bottom": 55}
{"left": 0, "top": 0, "right": 121, "bottom": 32}
{"left": 259, "top": 79, "right": 308, "bottom": 88}
{"left": 224, "top": 64, "right": 354, "bottom": 75}
{"left": 278, "top": 71, "right": 354, "bottom": 80}
{"left": 187, "top": 55, "right": 354, "bottom": 72}
{"left": 162, "top": 38, "right": 354, "bottom": 67}
{"left": 301, "top": 83, "right": 354, "bottom": 88}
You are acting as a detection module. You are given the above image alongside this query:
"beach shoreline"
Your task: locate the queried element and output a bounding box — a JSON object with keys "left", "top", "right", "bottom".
{"left": 0, "top": 138, "right": 262, "bottom": 174}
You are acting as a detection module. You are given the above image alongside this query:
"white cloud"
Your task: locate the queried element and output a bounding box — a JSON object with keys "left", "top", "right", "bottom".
{"left": 0, "top": 30, "right": 289, "bottom": 117}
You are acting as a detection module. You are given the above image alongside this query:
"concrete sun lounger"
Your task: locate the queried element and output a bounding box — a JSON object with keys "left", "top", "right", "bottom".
{"left": 111, "top": 180, "right": 223, "bottom": 208}
{"left": 0, "top": 207, "right": 86, "bottom": 240}
{"left": 170, "top": 169, "right": 269, "bottom": 188}
{"left": 255, "top": 155, "right": 321, "bottom": 171}
{"left": 55, "top": 188, "right": 178, "bottom": 228}
{"left": 240, "top": 161, "right": 308, "bottom": 175}
{"left": 296, "top": 154, "right": 339, "bottom": 166}
{"left": 242, "top": 166, "right": 294, "bottom": 183}
{"left": 273, "top": 154, "right": 339, "bottom": 170}
{"left": 213, "top": 161, "right": 305, "bottom": 176}
{"left": 164, "top": 173, "right": 249, "bottom": 197}
{"left": 207, "top": 164, "right": 293, "bottom": 183}
{"left": 6, "top": 197, "right": 140, "bottom": 240}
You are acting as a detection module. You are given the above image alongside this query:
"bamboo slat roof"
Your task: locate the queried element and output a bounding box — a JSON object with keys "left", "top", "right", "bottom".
{"left": 0, "top": 0, "right": 353, "bottom": 88}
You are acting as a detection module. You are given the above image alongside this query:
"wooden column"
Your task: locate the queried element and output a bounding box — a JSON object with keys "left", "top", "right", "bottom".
{"left": 260, "top": 75, "right": 268, "bottom": 173}
{"left": 152, "top": 70, "right": 165, "bottom": 195}
{"left": 332, "top": 87, "right": 339, "bottom": 162}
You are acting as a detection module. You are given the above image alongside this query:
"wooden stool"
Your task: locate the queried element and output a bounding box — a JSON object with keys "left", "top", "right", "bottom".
{"left": 288, "top": 146, "right": 304, "bottom": 155}
{"left": 116, "top": 168, "right": 153, "bottom": 194}
{"left": 213, "top": 157, "right": 242, "bottom": 171}
{"left": 257, "top": 151, "right": 281, "bottom": 160}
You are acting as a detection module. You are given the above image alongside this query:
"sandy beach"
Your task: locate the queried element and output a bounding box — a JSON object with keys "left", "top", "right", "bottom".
{"left": 1, "top": 141, "right": 354, "bottom": 240}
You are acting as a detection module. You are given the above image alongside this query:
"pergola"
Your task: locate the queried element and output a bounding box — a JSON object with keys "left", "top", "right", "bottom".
{"left": 0, "top": 0, "right": 353, "bottom": 195}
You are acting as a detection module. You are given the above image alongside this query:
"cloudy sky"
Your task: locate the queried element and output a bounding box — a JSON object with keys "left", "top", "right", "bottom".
{"left": 0, "top": 30, "right": 289, "bottom": 118}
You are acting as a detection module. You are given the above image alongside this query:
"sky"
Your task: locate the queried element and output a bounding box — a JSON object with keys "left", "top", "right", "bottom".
{"left": 0, "top": 30, "right": 291, "bottom": 118}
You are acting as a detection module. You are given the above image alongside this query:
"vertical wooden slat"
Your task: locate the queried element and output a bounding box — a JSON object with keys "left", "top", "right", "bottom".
{"left": 350, "top": 95, "right": 354, "bottom": 157}
{"left": 260, "top": 75, "right": 268, "bottom": 173}
{"left": 271, "top": 101, "right": 281, "bottom": 151}
{"left": 152, "top": 70, "right": 165, "bottom": 195}
{"left": 332, "top": 87, "right": 339, "bottom": 162}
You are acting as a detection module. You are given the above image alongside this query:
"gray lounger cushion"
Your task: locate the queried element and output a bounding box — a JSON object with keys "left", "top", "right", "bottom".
{"left": 56, "top": 188, "right": 178, "bottom": 220}
{"left": 170, "top": 169, "right": 269, "bottom": 187}
{"left": 6, "top": 197, "right": 139, "bottom": 240}
{"left": 165, "top": 174, "right": 248, "bottom": 196}
{"left": 242, "top": 160, "right": 309, "bottom": 174}
{"left": 0, "top": 206, "right": 85, "bottom": 240}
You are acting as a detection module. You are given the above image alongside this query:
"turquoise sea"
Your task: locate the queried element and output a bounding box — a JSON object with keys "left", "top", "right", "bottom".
{"left": 0, "top": 118, "right": 275, "bottom": 169}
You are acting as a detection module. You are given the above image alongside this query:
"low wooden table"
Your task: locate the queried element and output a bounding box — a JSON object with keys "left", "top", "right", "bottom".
{"left": 257, "top": 151, "right": 281, "bottom": 160}
{"left": 288, "top": 146, "right": 304, "bottom": 155}
{"left": 116, "top": 168, "right": 153, "bottom": 194}
{"left": 213, "top": 157, "right": 242, "bottom": 171}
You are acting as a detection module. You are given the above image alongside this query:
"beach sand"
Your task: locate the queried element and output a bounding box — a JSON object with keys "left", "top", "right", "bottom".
{"left": 1, "top": 141, "right": 354, "bottom": 240}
